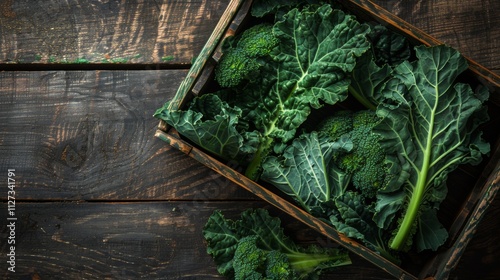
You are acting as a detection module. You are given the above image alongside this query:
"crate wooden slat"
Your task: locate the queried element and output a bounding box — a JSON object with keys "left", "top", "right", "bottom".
{"left": 163, "top": 0, "right": 249, "bottom": 113}
{"left": 432, "top": 159, "right": 500, "bottom": 279}
{"left": 155, "top": 0, "right": 500, "bottom": 279}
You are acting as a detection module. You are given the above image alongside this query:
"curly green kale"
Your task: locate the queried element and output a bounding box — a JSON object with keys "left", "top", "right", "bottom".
{"left": 203, "top": 209, "right": 351, "bottom": 280}
{"left": 156, "top": 5, "right": 371, "bottom": 181}
{"left": 215, "top": 23, "right": 279, "bottom": 88}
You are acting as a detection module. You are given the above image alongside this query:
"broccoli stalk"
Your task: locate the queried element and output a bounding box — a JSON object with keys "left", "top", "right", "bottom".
{"left": 285, "top": 250, "right": 349, "bottom": 277}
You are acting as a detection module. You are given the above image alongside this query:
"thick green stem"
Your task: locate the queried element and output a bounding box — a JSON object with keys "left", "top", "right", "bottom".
{"left": 389, "top": 178, "right": 426, "bottom": 250}
{"left": 244, "top": 136, "right": 273, "bottom": 180}
{"left": 389, "top": 104, "right": 435, "bottom": 251}
{"left": 287, "top": 252, "right": 351, "bottom": 274}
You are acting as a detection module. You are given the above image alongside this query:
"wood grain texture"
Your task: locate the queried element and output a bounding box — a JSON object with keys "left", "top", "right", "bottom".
{"left": 444, "top": 162, "right": 500, "bottom": 280}
{"left": 0, "top": 201, "right": 410, "bottom": 280}
{"left": 449, "top": 191, "right": 500, "bottom": 280}
{"left": 0, "top": 70, "right": 252, "bottom": 201}
{"left": 371, "top": 0, "right": 500, "bottom": 74}
{"left": 0, "top": 0, "right": 230, "bottom": 65}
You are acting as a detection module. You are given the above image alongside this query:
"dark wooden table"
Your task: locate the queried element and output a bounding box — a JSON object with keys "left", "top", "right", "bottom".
{"left": 0, "top": 1, "right": 498, "bottom": 279}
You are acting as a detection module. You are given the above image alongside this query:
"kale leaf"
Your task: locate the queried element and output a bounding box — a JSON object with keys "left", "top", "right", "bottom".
{"left": 374, "top": 45, "right": 490, "bottom": 251}
{"left": 261, "top": 132, "right": 352, "bottom": 214}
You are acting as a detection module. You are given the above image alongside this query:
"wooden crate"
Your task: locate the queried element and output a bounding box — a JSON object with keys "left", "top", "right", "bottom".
{"left": 155, "top": 0, "right": 500, "bottom": 279}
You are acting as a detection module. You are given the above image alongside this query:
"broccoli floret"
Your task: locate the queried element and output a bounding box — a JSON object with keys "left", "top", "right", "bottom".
{"left": 352, "top": 109, "right": 380, "bottom": 128}
{"left": 215, "top": 48, "right": 261, "bottom": 88}
{"left": 233, "top": 235, "right": 295, "bottom": 280}
{"left": 317, "top": 110, "right": 391, "bottom": 198}
{"left": 232, "top": 234, "right": 350, "bottom": 280}
{"left": 265, "top": 251, "right": 296, "bottom": 280}
{"left": 215, "top": 23, "right": 279, "bottom": 88}
{"left": 233, "top": 236, "right": 266, "bottom": 280}
{"left": 238, "top": 23, "right": 280, "bottom": 57}
{"left": 316, "top": 110, "right": 353, "bottom": 141}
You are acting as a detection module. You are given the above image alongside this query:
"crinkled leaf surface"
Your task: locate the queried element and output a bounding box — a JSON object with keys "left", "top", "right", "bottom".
{"left": 329, "top": 192, "right": 399, "bottom": 263}
{"left": 202, "top": 209, "right": 299, "bottom": 267}
{"left": 261, "top": 132, "right": 351, "bottom": 213}
{"left": 374, "top": 45, "right": 490, "bottom": 251}
{"left": 202, "top": 209, "right": 297, "bottom": 277}
{"left": 367, "top": 24, "right": 412, "bottom": 67}
{"left": 241, "top": 5, "right": 371, "bottom": 144}
{"left": 272, "top": 5, "right": 370, "bottom": 109}
{"left": 154, "top": 94, "right": 259, "bottom": 161}
{"left": 202, "top": 210, "right": 239, "bottom": 276}
{"left": 349, "top": 51, "right": 392, "bottom": 110}
{"left": 155, "top": 5, "right": 371, "bottom": 180}
{"left": 234, "top": 208, "right": 299, "bottom": 253}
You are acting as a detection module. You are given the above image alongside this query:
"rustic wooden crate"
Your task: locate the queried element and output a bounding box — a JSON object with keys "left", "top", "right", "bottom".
{"left": 155, "top": 0, "right": 500, "bottom": 279}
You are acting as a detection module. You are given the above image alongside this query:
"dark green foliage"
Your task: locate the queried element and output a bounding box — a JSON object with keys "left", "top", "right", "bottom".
{"left": 203, "top": 209, "right": 351, "bottom": 280}
{"left": 375, "top": 45, "right": 490, "bottom": 251}
{"left": 367, "top": 24, "right": 412, "bottom": 67}
{"left": 251, "top": 0, "right": 325, "bottom": 18}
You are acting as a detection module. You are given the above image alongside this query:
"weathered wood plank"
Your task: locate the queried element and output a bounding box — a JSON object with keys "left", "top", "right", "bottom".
{"left": 0, "top": 201, "right": 498, "bottom": 279}
{"left": 449, "top": 191, "right": 500, "bottom": 280}
{"left": 0, "top": 70, "right": 252, "bottom": 200}
{"left": 0, "top": 0, "right": 230, "bottom": 65}
{"left": 446, "top": 172, "right": 500, "bottom": 280}
{"left": 0, "top": 201, "right": 407, "bottom": 280}
{"left": 371, "top": 0, "right": 500, "bottom": 74}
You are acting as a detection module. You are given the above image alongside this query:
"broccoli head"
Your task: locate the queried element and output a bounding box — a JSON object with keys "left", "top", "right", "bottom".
{"left": 215, "top": 23, "right": 279, "bottom": 88}
{"left": 215, "top": 48, "right": 261, "bottom": 88}
{"left": 317, "top": 110, "right": 391, "bottom": 198}
{"left": 237, "top": 23, "right": 280, "bottom": 57}
{"left": 233, "top": 236, "right": 266, "bottom": 280}
{"left": 316, "top": 110, "right": 353, "bottom": 141}
{"left": 233, "top": 235, "right": 295, "bottom": 280}
{"left": 265, "top": 250, "right": 296, "bottom": 280}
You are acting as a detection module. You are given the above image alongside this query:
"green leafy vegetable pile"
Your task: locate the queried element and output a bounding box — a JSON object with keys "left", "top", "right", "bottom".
{"left": 155, "top": 0, "right": 491, "bottom": 272}
{"left": 203, "top": 209, "right": 351, "bottom": 280}
{"left": 156, "top": 3, "right": 372, "bottom": 179}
